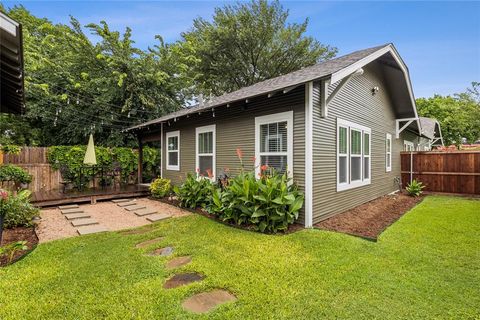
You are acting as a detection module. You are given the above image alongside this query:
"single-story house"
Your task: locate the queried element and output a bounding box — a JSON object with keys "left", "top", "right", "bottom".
{"left": 127, "top": 43, "right": 442, "bottom": 227}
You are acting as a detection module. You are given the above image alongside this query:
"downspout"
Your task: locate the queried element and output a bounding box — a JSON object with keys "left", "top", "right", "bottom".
{"left": 160, "top": 122, "right": 164, "bottom": 179}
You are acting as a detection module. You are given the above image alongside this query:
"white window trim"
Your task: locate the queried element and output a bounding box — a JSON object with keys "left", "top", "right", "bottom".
{"left": 195, "top": 124, "right": 216, "bottom": 180}
{"left": 386, "top": 133, "right": 392, "bottom": 172}
{"left": 166, "top": 130, "right": 180, "bottom": 171}
{"left": 254, "top": 111, "right": 293, "bottom": 179}
{"left": 336, "top": 118, "right": 371, "bottom": 192}
{"left": 404, "top": 140, "right": 414, "bottom": 151}
{"left": 363, "top": 131, "right": 371, "bottom": 180}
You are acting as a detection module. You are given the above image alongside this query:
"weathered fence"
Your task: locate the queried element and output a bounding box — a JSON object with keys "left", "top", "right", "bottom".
{"left": 1, "top": 147, "right": 62, "bottom": 192}
{"left": 401, "top": 151, "right": 480, "bottom": 195}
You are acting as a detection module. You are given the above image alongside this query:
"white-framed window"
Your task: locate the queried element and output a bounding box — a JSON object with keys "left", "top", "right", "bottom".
{"left": 404, "top": 140, "right": 415, "bottom": 151}
{"left": 196, "top": 124, "right": 216, "bottom": 180}
{"left": 386, "top": 133, "right": 392, "bottom": 172}
{"left": 337, "top": 119, "right": 371, "bottom": 191}
{"left": 166, "top": 130, "right": 180, "bottom": 171}
{"left": 255, "top": 111, "right": 293, "bottom": 178}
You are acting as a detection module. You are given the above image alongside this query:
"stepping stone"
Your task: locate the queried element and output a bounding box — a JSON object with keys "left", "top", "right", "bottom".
{"left": 125, "top": 205, "right": 146, "bottom": 211}
{"left": 77, "top": 225, "right": 108, "bottom": 235}
{"left": 148, "top": 246, "right": 174, "bottom": 256}
{"left": 112, "top": 199, "right": 133, "bottom": 203}
{"left": 71, "top": 218, "right": 98, "bottom": 227}
{"left": 58, "top": 204, "right": 79, "bottom": 210}
{"left": 64, "top": 212, "right": 91, "bottom": 220}
{"left": 182, "top": 289, "right": 237, "bottom": 314}
{"left": 146, "top": 213, "right": 170, "bottom": 222}
{"left": 134, "top": 208, "right": 157, "bottom": 216}
{"left": 118, "top": 201, "right": 137, "bottom": 207}
{"left": 135, "top": 237, "right": 164, "bottom": 248}
{"left": 61, "top": 208, "right": 84, "bottom": 214}
{"left": 163, "top": 272, "right": 204, "bottom": 289}
{"left": 166, "top": 256, "right": 192, "bottom": 270}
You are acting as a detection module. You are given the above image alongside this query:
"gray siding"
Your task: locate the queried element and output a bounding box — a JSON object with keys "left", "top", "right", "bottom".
{"left": 311, "top": 61, "right": 407, "bottom": 223}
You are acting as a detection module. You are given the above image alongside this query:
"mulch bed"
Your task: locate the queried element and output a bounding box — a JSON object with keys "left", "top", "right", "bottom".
{"left": 0, "top": 227, "right": 39, "bottom": 267}
{"left": 315, "top": 193, "right": 424, "bottom": 240}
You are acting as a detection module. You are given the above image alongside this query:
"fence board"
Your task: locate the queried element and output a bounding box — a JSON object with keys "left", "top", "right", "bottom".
{"left": 401, "top": 151, "right": 480, "bottom": 195}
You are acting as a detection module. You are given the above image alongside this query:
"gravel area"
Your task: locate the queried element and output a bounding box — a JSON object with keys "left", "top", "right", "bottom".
{"left": 36, "top": 198, "right": 190, "bottom": 243}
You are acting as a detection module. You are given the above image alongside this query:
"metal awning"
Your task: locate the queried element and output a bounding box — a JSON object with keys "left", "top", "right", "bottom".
{"left": 0, "top": 12, "right": 24, "bottom": 114}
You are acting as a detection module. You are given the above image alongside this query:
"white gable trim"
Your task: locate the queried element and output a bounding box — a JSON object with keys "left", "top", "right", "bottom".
{"left": 304, "top": 82, "right": 313, "bottom": 228}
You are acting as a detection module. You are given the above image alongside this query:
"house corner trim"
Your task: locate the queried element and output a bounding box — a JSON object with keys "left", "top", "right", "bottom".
{"left": 304, "top": 82, "right": 314, "bottom": 228}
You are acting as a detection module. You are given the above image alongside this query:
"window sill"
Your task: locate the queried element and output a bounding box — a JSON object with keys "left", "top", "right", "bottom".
{"left": 166, "top": 166, "right": 180, "bottom": 171}
{"left": 337, "top": 179, "right": 371, "bottom": 192}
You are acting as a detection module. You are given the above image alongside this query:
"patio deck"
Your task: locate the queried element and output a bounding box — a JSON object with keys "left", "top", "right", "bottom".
{"left": 31, "top": 184, "right": 150, "bottom": 207}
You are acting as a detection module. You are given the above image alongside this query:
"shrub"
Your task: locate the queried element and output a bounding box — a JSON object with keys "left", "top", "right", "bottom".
{"left": 0, "top": 165, "right": 32, "bottom": 185}
{"left": 0, "top": 241, "right": 28, "bottom": 264}
{"left": 150, "top": 178, "right": 171, "bottom": 198}
{"left": 406, "top": 179, "right": 425, "bottom": 197}
{"left": 173, "top": 173, "right": 214, "bottom": 209}
{"left": 1, "top": 190, "right": 39, "bottom": 228}
{"left": 1, "top": 145, "right": 21, "bottom": 155}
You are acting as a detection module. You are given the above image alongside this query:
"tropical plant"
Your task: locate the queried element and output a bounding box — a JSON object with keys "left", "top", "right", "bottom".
{"left": 406, "top": 179, "right": 426, "bottom": 197}
{"left": 0, "top": 165, "right": 32, "bottom": 185}
{"left": 0, "top": 241, "right": 28, "bottom": 264}
{"left": 0, "top": 145, "right": 21, "bottom": 155}
{"left": 173, "top": 173, "right": 214, "bottom": 209}
{"left": 150, "top": 178, "right": 171, "bottom": 198}
{"left": 2, "top": 190, "right": 39, "bottom": 229}
{"left": 0, "top": 189, "right": 8, "bottom": 244}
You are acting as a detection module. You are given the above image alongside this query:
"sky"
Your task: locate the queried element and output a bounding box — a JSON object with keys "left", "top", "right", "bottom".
{"left": 2, "top": 0, "right": 480, "bottom": 98}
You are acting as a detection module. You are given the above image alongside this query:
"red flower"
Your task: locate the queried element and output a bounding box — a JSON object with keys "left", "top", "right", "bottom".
{"left": 236, "top": 148, "right": 243, "bottom": 159}
{"left": 0, "top": 189, "right": 7, "bottom": 201}
{"left": 196, "top": 167, "right": 200, "bottom": 173}
{"left": 206, "top": 168, "right": 213, "bottom": 178}
{"left": 260, "top": 164, "right": 269, "bottom": 171}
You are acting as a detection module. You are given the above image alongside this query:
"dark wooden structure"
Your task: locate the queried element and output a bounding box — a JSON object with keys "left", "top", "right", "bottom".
{"left": 401, "top": 151, "right": 480, "bottom": 195}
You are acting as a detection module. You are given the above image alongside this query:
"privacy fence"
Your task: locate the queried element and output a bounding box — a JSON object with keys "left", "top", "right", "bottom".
{"left": 400, "top": 151, "right": 480, "bottom": 195}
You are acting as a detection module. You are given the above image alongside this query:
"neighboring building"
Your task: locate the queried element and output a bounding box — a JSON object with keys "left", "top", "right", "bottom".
{"left": 0, "top": 12, "right": 24, "bottom": 114}
{"left": 127, "top": 43, "right": 439, "bottom": 226}
{"left": 402, "top": 116, "right": 443, "bottom": 151}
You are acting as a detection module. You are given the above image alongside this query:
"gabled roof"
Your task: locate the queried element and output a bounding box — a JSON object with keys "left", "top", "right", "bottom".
{"left": 0, "top": 12, "right": 24, "bottom": 114}
{"left": 419, "top": 117, "right": 443, "bottom": 144}
{"left": 127, "top": 43, "right": 418, "bottom": 132}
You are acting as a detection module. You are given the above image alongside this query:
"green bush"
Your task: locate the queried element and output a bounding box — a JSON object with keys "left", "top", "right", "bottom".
{"left": 1, "top": 190, "right": 39, "bottom": 228}
{"left": 406, "top": 179, "right": 425, "bottom": 197}
{"left": 150, "top": 178, "right": 171, "bottom": 198}
{"left": 173, "top": 173, "right": 214, "bottom": 209}
{"left": 1, "top": 145, "right": 21, "bottom": 155}
{"left": 0, "top": 165, "right": 32, "bottom": 185}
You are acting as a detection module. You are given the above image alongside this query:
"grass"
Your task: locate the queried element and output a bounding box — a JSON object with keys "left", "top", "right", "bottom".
{"left": 0, "top": 195, "right": 479, "bottom": 319}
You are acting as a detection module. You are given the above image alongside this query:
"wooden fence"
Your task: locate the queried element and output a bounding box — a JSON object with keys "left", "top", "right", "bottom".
{"left": 401, "top": 151, "right": 480, "bottom": 195}
{"left": 1, "top": 147, "right": 62, "bottom": 193}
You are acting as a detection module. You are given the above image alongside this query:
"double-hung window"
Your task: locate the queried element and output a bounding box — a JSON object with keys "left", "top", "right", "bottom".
{"left": 255, "top": 111, "right": 293, "bottom": 177}
{"left": 337, "top": 119, "right": 371, "bottom": 191}
{"left": 196, "top": 125, "right": 216, "bottom": 179}
{"left": 166, "top": 131, "right": 180, "bottom": 171}
{"left": 386, "top": 133, "right": 392, "bottom": 172}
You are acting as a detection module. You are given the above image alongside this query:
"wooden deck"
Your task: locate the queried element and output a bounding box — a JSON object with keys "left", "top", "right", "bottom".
{"left": 31, "top": 185, "right": 150, "bottom": 208}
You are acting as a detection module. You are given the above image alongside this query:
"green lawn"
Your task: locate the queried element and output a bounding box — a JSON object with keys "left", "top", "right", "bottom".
{"left": 0, "top": 196, "right": 479, "bottom": 319}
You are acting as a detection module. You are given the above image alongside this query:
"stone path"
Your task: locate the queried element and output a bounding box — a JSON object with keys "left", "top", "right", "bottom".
{"left": 182, "top": 290, "right": 237, "bottom": 314}
{"left": 166, "top": 256, "right": 192, "bottom": 269}
{"left": 59, "top": 205, "right": 106, "bottom": 235}
{"left": 148, "top": 246, "right": 174, "bottom": 256}
{"left": 115, "top": 199, "right": 171, "bottom": 223}
{"left": 163, "top": 272, "right": 204, "bottom": 289}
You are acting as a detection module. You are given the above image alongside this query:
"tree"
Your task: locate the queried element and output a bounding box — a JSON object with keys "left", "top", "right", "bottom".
{"left": 176, "top": 0, "right": 337, "bottom": 97}
{"left": 416, "top": 82, "right": 480, "bottom": 145}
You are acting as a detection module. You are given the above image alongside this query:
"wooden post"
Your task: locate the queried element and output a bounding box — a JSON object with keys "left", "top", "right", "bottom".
{"left": 138, "top": 136, "right": 143, "bottom": 184}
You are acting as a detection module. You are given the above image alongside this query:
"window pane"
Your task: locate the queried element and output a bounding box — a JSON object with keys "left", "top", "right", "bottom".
{"left": 364, "top": 133, "right": 370, "bottom": 155}
{"left": 198, "top": 155, "right": 213, "bottom": 176}
{"left": 260, "top": 121, "right": 287, "bottom": 152}
{"left": 339, "top": 127, "right": 347, "bottom": 154}
{"left": 386, "top": 138, "right": 391, "bottom": 152}
{"left": 168, "top": 151, "right": 178, "bottom": 166}
{"left": 351, "top": 130, "right": 361, "bottom": 155}
{"left": 261, "top": 155, "right": 287, "bottom": 174}
{"left": 386, "top": 154, "right": 391, "bottom": 168}
{"left": 351, "top": 157, "right": 361, "bottom": 181}
{"left": 339, "top": 156, "right": 347, "bottom": 183}
{"left": 364, "top": 158, "right": 370, "bottom": 179}
{"left": 198, "top": 132, "right": 213, "bottom": 153}
{"left": 168, "top": 136, "right": 178, "bottom": 151}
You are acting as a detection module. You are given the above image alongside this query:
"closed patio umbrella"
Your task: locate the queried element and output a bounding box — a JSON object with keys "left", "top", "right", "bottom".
{"left": 83, "top": 134, "right": 97, "bottom": 165}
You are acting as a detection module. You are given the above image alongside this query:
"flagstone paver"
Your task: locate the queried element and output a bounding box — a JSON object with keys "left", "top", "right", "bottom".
{"left": 71, "top": 218, "right": 98, "bottom": 227}
{"left": 182, "top": 290, "right": 237, "bottom": 314}
{"left": 148, "top": 246, "right": 174, "bottom": 256}
{"left": 61, "top": 208, "right": 84, "bottom": 214}
{"left": 146, "top": 213, "right": 170, "bottom": 222}
{"left": 112, "top": 199, "right": 133, "bottom": 203}
{"left": 117, "top": 201, "right": 137, "bottom": 207}
{"left": 163, "top": 272, "right": 204, "bottom": 289}
{"left": 58, "top": 204, "right": 79, "bottom": 210}
{"left": 77, "top": 225, "right": 108, "bottom": 235}
{"left": 134, "top": 208, "right": 157, "bottom": 216}
{"left": 125, "top": 205, "right": 147, "bottom": 211}
{"left": 166, "top": 256, "right": 192, "bottom": 270}
{"left": 64, "top": 212, "right": 91, "bottom": 220}
{"left": 135, "top": 237, "right": 164, "bottom": 248}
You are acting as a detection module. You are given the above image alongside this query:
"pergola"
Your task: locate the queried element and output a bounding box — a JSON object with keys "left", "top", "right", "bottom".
{"left": 0, "top": 12, "right": 24, "bottom": 114}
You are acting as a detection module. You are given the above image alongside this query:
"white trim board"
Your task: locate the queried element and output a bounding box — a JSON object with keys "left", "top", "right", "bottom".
{"left": 195, "top": 124, "right": 216, "bottom": 180}
{"left": 304, "top": 82, "right": 313, "bottom": 228}
{"left": 165, "top": 130, "right": 180, "bottom": 171}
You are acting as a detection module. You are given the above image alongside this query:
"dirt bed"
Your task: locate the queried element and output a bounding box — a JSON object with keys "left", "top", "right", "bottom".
{"left": 0, "top": 227, "right": 38, "bottom": 267}
{"left": 315, "top": 193, "right": 423, "bottom": 240}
